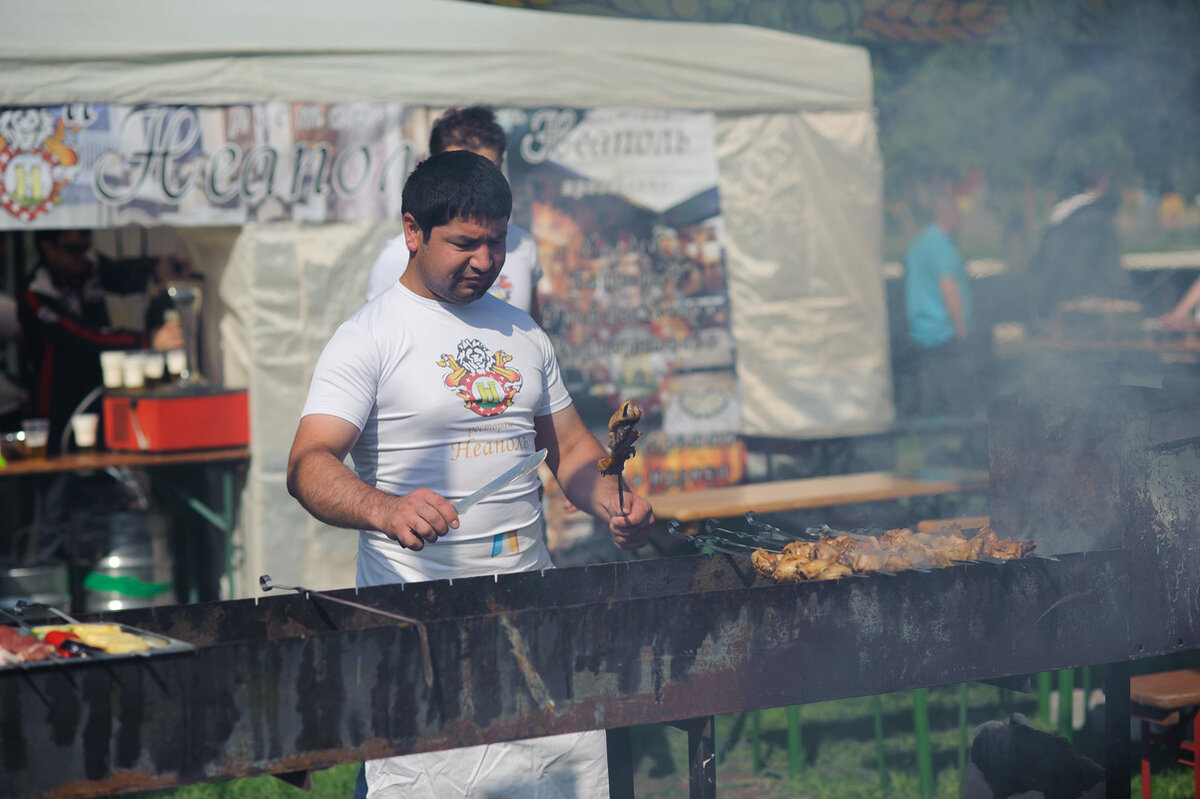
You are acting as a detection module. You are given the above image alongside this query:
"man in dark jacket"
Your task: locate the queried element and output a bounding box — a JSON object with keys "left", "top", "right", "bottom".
{"left": 1028, "top": 169, "right": 1128, "bottom": 321}
{"left": 19, "top": 229, "right": 182, "bottom": 453}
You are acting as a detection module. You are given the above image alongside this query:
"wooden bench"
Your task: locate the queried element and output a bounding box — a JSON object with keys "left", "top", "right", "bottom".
{"left": 646, "top": 469, "right": 989, "bottom": 530}
{"left": 1130, "top": 669, "right": 1200, "bottom": 798}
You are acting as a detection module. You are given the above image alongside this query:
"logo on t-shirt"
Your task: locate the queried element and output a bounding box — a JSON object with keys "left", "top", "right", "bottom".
{"left": 438, "top": 338, "right": 523, "bottom": 417}
{"left": 489, "top": 275, "right": 513, "bottom": 302}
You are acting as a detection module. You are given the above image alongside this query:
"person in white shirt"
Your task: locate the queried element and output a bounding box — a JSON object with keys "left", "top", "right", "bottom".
{"left": 366, "top": 106, "right": 542, "bottom": 323}
{"left": 288, "top": 151, "right": 653, "bottom": 798}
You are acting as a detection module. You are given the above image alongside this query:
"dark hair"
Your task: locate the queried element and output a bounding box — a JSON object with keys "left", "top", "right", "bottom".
{"left": 429, "top": 107, "right": 507, "bottom": 159}
{"left": 34, "top": 229, "right": 90, "bottom": 257}
{"left": 402, "top": 150, "right": 512, "bottom": 240}
{"left": 1068, "top": 165, "right": 1111, "bottom": 195}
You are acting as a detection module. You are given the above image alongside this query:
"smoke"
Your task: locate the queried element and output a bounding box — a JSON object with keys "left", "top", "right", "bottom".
{"left": 877, "top": 3, "right": 1200, "bottom": 406}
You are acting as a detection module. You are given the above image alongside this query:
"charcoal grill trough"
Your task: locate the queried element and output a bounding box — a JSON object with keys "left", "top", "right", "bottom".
{"left": 4, "top": 385, "right": 1199, "bottom": 799}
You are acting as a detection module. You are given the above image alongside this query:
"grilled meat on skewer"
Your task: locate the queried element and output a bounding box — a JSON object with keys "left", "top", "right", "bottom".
{"left": 598, "top": 400, "right": 642, "bottom": 513}
{"left": 598, "top": 400, "right": 642, "bottom": 476}
{"left": 751, "top": 524, "right": 1035, "bottom": 583}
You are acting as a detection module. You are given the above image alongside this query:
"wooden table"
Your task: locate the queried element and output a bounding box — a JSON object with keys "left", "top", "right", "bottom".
{"left": 0, "top": 447, "right": 249, "bottom": 476}
{"left": 741, "top": 415, "right": 989, "bottom": 480}
{"left": 998, "top": 333, "right": 1200, "bottom": 365}
{"left": 1130, "top": 669, "right": 1200, "bottom": 798}
{"left": 0, "top": 447, "right": 250, "bottom": 602}
{"left": 647, "top": 469, "right": 989, "bottom": 527}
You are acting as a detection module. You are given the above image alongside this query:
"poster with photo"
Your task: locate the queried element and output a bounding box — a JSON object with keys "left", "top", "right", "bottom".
{"left": 503, "top": 107, "right": 745, "bottom": 497}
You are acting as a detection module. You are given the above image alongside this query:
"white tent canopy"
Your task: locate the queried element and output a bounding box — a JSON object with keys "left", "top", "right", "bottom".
{"left": 4, "top": 0, "right": 871, "bottom": 112}
{"left": 2, "top": 0, "right": 889, "bottom": 596}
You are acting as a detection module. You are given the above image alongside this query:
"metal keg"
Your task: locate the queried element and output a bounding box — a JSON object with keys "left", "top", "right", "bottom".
{"left": 0, "top": 561, "right": 70, "bottom": 611}
{"left": 83, "top": 511, "right": 175, "bottom": 612}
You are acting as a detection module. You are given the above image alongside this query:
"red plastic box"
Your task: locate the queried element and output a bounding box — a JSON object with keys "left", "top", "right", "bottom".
{"left": 103, "top": 389, "right": 250, "bottom": 452}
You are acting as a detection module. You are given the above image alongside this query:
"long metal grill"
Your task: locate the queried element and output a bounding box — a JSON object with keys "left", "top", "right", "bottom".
{"left": 3, "top": 387, "right": 1199, "bottom": 799}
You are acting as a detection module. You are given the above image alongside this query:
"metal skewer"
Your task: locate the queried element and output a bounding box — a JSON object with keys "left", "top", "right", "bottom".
{"left": 259, "top": 575, "right": 434, "bottom": 687}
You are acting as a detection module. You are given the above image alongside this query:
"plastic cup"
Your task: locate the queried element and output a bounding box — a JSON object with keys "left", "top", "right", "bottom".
{"left": 143, "top": 351, "right": 165, "bottom": 387}
{"left": 100, "top": 350, "right": 126, "bottom": 389}
{"left": 70, "top": 413, "right": 100, "bottom": 452}
{"left": 21, "top": 418, "right": 49, "bottom": 460}
{"left": 122, "top": 352, "right": 146, "bottom": 389}
{"left": 165, "top": 348, "right": 187, "bottom": 376}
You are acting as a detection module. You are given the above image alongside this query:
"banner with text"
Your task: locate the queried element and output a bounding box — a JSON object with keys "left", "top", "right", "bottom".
{"left": 0, "top": 103, "right": 418, "bottom": 229}
{"left": 503, "top": 107, "right": 744, "bottom": 497}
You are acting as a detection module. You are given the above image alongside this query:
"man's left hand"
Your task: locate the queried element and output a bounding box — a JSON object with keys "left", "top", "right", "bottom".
{"left": 151, "top": 319, "right": 184, "bottom": 351}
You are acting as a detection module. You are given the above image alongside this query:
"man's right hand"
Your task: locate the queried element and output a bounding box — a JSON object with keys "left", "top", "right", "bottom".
{"left": 377, "top": 488, "right": 460, "bottom": 550}
{"left": 289, "top": 414, "right": 461, "bottom": 547}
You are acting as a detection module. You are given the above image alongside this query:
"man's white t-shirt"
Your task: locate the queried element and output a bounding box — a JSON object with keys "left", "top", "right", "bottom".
{"left": 302, "top": 283, "right": 607, "bottom": 798}
{"left": 301, "top": 283, "right": 571, "bottom": 585}
{"left": 365, "top": 223, "right": 542, "bottom": 313}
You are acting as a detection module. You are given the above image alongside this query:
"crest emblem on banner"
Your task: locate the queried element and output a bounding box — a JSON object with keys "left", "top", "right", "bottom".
{"left": 0, "top": 106, "right": 92, "bottom": 223}
{"left": 438, "top": 338, "right": 523, "bottom": 417}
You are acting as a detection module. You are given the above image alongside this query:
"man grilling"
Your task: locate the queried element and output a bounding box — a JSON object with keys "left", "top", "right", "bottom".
{"left": 287, "top": 150, "right": 653, "bottom": 797}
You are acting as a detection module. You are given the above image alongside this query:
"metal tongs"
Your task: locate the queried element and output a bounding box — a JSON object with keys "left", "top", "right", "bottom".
{"left": 259, "top": 575, "right": 434, "bottom": 687}
{"left": 666, "top": 513, "right": 805, "bottom": 555}
{"left": 666, "top": 520, "right": 759, "bottom": 555}
{"left": 669, "top": 512, "right": 883, "bottom": 556}
{"left": 14, "top": 598, "right": 82, "bottom": 625}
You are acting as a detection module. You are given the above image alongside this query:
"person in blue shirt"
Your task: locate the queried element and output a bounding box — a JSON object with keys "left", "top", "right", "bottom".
{"left": 903, "top": 187, "right": 976, "bottom": 417}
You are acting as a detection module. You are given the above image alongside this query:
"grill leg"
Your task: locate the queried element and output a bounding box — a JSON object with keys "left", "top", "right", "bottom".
{"left": 1082, "top": 666, "right": 1093, "bottom": 729}
{"left": 751, "top": 710, "right": 762, "bottom": 773}
{"left": 1058, "top": 668, "right": 1076, "bottom": 742}
{"left": 677, "top": 716, "right": 715, "bottom": 799}
{"left": 1106, "top": 661, "right": 1131, "bottom": 799}
{"left": 914, "top": 688, "right": 933, "bottom": 799}
{"left": 273, "top": 770, "right": 310, "bottom": 790}
{"left": 958, "top": 683, "right": 969, "bottom": 795}
{"left": 606, "top": 727, "right": 635, "bottom": 799}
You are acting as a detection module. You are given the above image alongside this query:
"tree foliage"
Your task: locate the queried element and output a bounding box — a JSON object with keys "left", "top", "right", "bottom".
{"left": 873, "top": 3, "right": 1199, "bottom": 238}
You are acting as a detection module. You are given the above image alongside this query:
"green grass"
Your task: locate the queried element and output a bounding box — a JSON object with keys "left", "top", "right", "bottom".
{"left": 633, "top": 684, "right": 1035, "bottom": 799}
{"left": 1134, "top": 770, "right": 1198, "bottom": 799}
{"left": 135, "top": 677, "right": 1192, "bottom": 799}
{"left": 134, "top": 765, "right": 357, "bottom": 799}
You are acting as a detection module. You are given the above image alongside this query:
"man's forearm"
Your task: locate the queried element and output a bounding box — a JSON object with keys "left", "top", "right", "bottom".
{"left": 287, "top": 451, "right": 392, "bottom": 532}
{"left": 555, "top": 434, "right": 618, "bottom": 518}
{"left": 1171, "top": 278, "right": 1200, "bottom": 319}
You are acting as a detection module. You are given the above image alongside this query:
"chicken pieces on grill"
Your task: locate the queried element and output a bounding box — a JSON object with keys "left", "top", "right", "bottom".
{"left": 751, "top": 524, "right": 1035, "bottom": 583}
